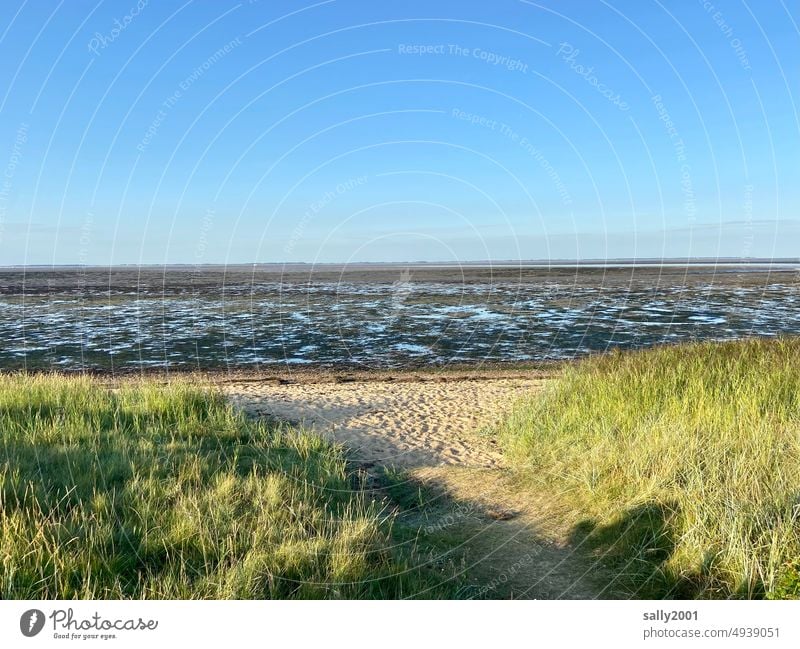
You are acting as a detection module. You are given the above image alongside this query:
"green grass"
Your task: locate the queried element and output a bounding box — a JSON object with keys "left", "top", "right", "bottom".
{"left": 499, "top": 338, "right": 800, "bottom": 599}
{"left": 0, "top": 374, "right": 457, "bottom": 599}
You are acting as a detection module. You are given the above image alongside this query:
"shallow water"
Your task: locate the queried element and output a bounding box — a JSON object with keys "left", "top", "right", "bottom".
{"left": 1, "top": 265, "right": 798, "bottom": 371}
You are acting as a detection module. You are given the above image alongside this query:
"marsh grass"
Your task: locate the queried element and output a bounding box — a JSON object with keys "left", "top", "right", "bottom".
{"left": 499, "top": 339, "right": 800, "bottom": 598}
{"left": 0, "top": 375, "right": 456, "bottom": 599}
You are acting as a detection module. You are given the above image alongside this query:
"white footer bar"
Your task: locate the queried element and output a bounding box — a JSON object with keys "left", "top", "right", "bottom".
{"left": 1, "top": 600, "right": 798, "bottom": 648}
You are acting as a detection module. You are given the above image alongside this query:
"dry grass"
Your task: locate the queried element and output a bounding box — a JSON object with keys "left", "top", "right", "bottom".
{"left": 499, "top": 339, "right": 800, "bottom": 598}
{"left": 0, "top": 375, "right": 457, "bottom": 599}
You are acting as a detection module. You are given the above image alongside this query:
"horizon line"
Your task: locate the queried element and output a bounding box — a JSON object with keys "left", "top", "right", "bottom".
{"left": 2, "top": 257, "right": 799, "bottom": 270}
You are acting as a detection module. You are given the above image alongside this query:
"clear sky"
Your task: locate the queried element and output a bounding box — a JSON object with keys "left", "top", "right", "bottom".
{"left": 0, "top": 0, "right": 797, "bottom": 264}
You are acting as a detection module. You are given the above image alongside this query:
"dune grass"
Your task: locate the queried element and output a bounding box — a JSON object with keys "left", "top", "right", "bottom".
{"left": 499, "top": 338, "right": 800, "bottom": 599}
{"left": 0, "top": 374, "right": 456, "bottom": 599}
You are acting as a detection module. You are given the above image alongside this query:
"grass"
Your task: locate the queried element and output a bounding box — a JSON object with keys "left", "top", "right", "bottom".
{"left": 499, "top": 338, "right": 800, "bottom": 599}
{"left": 0, "top": 374, "right": 457, "bottom": 599}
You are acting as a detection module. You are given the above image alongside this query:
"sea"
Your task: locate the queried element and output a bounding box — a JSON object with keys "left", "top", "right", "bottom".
{"left": 1, "top": 262, "right": 798, "bottom": 372}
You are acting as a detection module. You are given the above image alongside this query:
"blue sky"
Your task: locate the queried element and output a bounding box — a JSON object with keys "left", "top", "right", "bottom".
{"left": 0, "top": 0, "right": 797, "bottom": 264}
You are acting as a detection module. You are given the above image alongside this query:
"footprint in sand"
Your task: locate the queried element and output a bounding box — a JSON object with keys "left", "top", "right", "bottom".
{"left": 224, "top": 377, "right": 542, "bottom": 469}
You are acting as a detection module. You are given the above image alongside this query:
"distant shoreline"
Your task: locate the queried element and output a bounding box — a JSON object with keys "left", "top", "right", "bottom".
{"left": 1, "top": 258, "right": 799, "bottom": 272}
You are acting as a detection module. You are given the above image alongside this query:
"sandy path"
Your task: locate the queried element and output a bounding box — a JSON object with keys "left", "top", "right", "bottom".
{"left": 224, "top": 377, "right": 543, "bottom": 469}
{"left": 223, "top": 375, "right": 610, "bottom": 598}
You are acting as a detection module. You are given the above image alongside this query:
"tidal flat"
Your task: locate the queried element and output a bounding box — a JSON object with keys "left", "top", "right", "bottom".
{"left": 1, "top": 263, "right": 798, "bottom": 372}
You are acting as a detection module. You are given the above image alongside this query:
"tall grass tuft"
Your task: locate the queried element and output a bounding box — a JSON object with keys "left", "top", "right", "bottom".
{"left": 499, "top": 338, "right": 800, "bottom": 598}
{"left": 0, "top": 374, "right": 455, "bottom": 599}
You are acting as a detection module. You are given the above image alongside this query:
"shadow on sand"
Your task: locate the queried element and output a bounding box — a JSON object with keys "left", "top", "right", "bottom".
{"left": 362, "top": 464, "right": 622, "bottom": 599}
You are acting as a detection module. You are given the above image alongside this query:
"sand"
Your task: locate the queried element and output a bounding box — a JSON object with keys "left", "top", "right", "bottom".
{"left": 224, "top": 376, "right": 544, "bottom": 469}
{"left": 223, "top": 373, "right": 615, "bottom": 598}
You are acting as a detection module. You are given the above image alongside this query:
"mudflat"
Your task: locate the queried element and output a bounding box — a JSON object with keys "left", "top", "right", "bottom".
{"left": 2, "top": 264, "right": 799, "bottom": 372}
